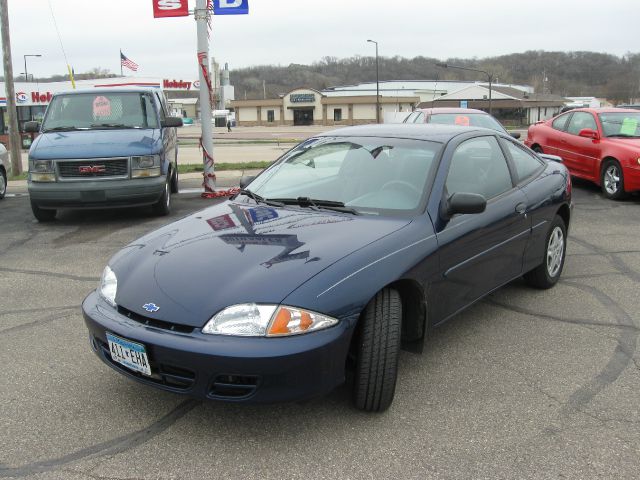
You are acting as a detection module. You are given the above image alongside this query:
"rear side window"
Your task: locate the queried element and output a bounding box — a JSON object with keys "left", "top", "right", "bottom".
{"left": 446, "top": 136, "right": 513, "bottom": 199}
{"left": 552, "top": 114, "right": 570, "bottom": 131}
{"left": 502, "top": 139, "right": 544, "bottom": 183}
{"left": 566, "top": 112, "right": 597, "bottom": 135}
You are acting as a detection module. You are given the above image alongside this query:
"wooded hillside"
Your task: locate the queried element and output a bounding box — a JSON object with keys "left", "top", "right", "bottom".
{"left": 231, "top": 51, "right": 640, "bottom": 102}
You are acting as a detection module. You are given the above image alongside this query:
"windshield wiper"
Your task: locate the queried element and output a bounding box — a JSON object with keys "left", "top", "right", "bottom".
{"left": 236, "top": 189, "right": 284, "bottom": 207}
{"left": 90, "top": 123, "right": 138, "bottom": 129}
{"left": 42, "top": 126, "right": 86, "bottom": 132}
{"left": 271, "top": 197, "right": 359, "bottom": 215}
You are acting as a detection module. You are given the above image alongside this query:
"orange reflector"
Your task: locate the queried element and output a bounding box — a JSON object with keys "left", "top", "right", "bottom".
{"left": 300, "top": 311, "right": 313, "bottom": 331}
{"left": 269, "top": 308, "right": 291, "bottom": 335}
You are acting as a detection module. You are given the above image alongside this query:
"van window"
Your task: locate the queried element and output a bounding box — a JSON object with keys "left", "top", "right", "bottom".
{"left": 42, "top": 92, "right": 159, "bottom": 131}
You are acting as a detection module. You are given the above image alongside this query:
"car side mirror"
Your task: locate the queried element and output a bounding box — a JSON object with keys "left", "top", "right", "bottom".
{"left": 161, "top": 117, "right": 183, "bottom": 128}
{"left": 509, "top": 131, "right": 521, "bottom": 139}
{"left": 24, "top": 121, "right": 40, "bottom": 133}
{"left": 239, "top": 175, "right": 255, "bottom": 189}
{"left": 442, "top": 192, "right": 486, "bottom": 219}
{"left": 578, "top": 128, "right": 599, "bottom": 140}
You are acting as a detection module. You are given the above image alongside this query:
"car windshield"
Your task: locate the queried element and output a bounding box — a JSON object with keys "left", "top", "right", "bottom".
{"left": 598, "top": 112, "right": 640, "bottom": 137}
{"left": 428, "top": 113, "right": 506, "bottom": 133}
{"left": 41, "top": 92, "right": 159, "bottom": 131}
{"left": 247, "top": 136, "right": 441, "bottom": 216}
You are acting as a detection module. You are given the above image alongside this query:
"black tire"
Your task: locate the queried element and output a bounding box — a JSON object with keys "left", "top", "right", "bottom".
{"left": 0, "top": 167, "right": 6, "bottom": 199}
{"left": 524, "top": 215, "right": 567, "bottom": 289}
{"left": 170, "top": 166, "right": 179, "bottom": 194}
{"left": 600, "top": 159, "right": 626, "bottom": 200}
{"left": 152, "top": 174, "right": 171, "bottom": 216}
{"left": 30, "top": 199, "right": 56, "bottom": 222}
{"left": 353, "top": 288, "right": 402, "bottom": 412}
{"left": 532, "top": 145, "right": 543, "bottom": 154}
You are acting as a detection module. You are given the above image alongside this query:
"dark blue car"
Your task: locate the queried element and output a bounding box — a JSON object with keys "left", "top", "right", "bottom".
{"left": 82, "top": 124, "right": 572, "bottom": 412}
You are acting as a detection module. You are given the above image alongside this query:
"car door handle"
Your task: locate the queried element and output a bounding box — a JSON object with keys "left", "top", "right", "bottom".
{"left": 515, "top": 203, "right": 527, "bottom": 214}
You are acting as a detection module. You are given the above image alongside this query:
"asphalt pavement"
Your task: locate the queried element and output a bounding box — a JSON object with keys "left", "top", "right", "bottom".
{"left": 0, "top": 176, "right": 639, "bottom": 479}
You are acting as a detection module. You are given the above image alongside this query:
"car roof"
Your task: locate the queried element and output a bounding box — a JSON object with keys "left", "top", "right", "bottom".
{"left": 318, "top": 123, "right": 492, "bottom": 142}
{"left": 414, "top": 107, "right": 489, "bottom": 115}
{"left": 53, "top": 87, "right": 160, "bottom": 96}
{"left": 563, "top": 107, "right": 640, "bottom": 114}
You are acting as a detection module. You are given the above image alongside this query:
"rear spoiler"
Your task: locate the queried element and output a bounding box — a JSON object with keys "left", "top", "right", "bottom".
{"left": 538, "top": 153, "right": 563, "bottom": 163}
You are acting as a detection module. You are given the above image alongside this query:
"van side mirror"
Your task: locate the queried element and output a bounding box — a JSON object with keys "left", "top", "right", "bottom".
{"left": 239, "top": 175, "right": 255, "bottom": 189}
{"left": 161, "top": 117, "right": 183, "bottom": 128}
{"left": 578, "top": 128, "right": 599, "bottom": 140}
{"left": 24, "top": 121, "right": 40, "bottom": 133}
{"left": 442, "top": 192, "right": 486, "bottom": 219}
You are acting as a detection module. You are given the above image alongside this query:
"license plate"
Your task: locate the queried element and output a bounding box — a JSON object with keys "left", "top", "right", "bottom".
{"left": 106, "top": 332, "right": 151, "bottom": 376}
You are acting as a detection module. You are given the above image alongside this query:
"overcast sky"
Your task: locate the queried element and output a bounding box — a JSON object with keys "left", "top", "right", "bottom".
{"left": 5, "top": 0, "right": 635, "bottom": 80}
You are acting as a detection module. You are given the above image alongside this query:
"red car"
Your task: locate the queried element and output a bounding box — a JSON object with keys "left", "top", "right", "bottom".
{"left": 525, "top": 108, "right": 640, "bottom": 199}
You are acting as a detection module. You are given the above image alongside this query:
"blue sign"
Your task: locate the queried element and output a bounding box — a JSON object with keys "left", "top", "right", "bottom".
{"left": 248, "top": 207, "right": 279, "bottom": 224}
{"left": 213, "top": 0, "right": 249, "bottom": 14}
{"left": 460, "top": 100, "right": 468, "bottom": 108}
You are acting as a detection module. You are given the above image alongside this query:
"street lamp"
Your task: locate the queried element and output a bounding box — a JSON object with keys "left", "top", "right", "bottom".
{"left": 435, "top": 62, "right": 493, "bottom": 115}
{"left": 367, "top": 39, "right": 380, "bottom": 123}
{"left": 23, "top": 54, "right": 42, "bottom": 83}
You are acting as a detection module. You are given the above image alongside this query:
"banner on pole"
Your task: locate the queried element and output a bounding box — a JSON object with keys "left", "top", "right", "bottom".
{"left": 213, "top": 0, "right": 249, "bottom": 15}
{"left": 152, "top": 0, "right": 189, "bottom": 18}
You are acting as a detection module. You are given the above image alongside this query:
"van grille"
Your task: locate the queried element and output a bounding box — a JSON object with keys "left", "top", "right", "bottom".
{"left": 57, "top": 158, "right": 129, "bottom": 179}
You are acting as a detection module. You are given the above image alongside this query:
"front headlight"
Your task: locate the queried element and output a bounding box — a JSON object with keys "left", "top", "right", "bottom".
{"left": 99, "top": 266, "right": 117, "bottom": 307}
{"left": 202, "top": 303, "right": 338, "bottom": 337}
{"left": 29, "top": 159, "right": 56, "bottom": 182}
{"left": 131, "top": 155, "right": 161, "bottom": 178}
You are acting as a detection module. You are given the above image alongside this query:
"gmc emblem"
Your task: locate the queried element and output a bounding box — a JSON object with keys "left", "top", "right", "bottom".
{"left": 79, "top": 165, "right": 106, "bottom": 174}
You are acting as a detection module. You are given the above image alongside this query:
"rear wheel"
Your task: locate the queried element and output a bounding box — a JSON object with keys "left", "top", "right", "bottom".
{"left": 0, "top": 167, "right": 6, "bottom": 199}
{"left": 524, "top": 215, "right": 566, "bottom": 289}
{"left": 152, "top": 174, "right": 171, "bottom": 216}
{"left": 353, "top": 288, "right": 402, "bottom": 412}
{"left": 600, "top": 159, "right": 625, "bottom": 200}
{"left": 30, "top": 200, "right": 56, "bottom": 222}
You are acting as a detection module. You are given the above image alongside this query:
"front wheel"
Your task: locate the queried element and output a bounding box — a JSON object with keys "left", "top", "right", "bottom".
{"left": 0, "top": 167, "right": 6, "bottom": 199}
{"left": 30, "top": 200, "right": 56, "bottom": 222}
{"left": 152, "top": 174, "right": 171, "bottom": 216}
{"left": 353, "top": 288, "right": 402, "bottom": 412}
{"left": 601, "top": 160, "right": 626, "bottom": 200}
{"left": 524, "top": 215, "right": 566, "bottom": 289}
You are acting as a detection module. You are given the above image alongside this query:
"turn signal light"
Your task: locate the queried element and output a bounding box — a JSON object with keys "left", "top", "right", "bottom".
{"left": 266, "top": 306, "right": 336, "bottom": 336}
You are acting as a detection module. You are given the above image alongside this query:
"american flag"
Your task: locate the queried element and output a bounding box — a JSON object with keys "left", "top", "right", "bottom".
{"left": 120, "top": 51, "right": 139, "bottom": 72}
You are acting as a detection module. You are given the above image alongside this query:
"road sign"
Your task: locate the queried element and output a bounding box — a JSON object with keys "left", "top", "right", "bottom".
{"left": 213, "top": 0, "right": 249, "bottom": 15}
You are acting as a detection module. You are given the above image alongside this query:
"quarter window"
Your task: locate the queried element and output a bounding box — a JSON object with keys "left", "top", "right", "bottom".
{"left": 566, "top": 112, "right": 597, "bottom": 135}
{"left": 552, "top": 114, "right": 570, "bottom": 131}
{"left": 503, "top": 139, "right": 544, "bottom": 182}
{"left": 446, "top": 136, "right": 513, "bottom": 199}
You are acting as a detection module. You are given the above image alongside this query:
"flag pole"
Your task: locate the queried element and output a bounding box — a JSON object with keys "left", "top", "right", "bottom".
{"left": 120, "top": 49, "right": 123, "bottom": 77}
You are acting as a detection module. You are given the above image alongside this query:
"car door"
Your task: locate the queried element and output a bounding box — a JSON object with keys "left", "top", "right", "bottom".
{"left": 545, "top": 112, "right": 572, "bottom": 156}
{"left": 430, "top": 134, "right": 530, "bottom": 323}
{"left": 559, "top": 111, "right": 600, "bottom": 179}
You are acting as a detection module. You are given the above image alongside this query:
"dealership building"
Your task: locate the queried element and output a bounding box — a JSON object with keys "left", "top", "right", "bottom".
{"left": 232, "top": 80, "right": 567, "bottom": 127}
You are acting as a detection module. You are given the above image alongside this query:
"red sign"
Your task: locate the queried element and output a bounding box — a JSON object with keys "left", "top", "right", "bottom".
{"left": 152, "top": 0, "right": 189, "bottom": 18}
{"left": 93, "top": 96, "right": 112, "bottom": 117}
{"left": 163, "top": 79, "right": 192, "bottom": 90}
{"left": 31, "top": 92, "right": 53, "bottom": 103}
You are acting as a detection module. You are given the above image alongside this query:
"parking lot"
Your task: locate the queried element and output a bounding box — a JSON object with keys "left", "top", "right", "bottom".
{"left": 1, "top": 175, "right": 639, "bottom": 479}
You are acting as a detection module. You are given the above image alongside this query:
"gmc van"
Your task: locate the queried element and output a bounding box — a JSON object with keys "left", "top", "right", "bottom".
{"left": 25, "top": 88, "right": 182, "bottom": 221}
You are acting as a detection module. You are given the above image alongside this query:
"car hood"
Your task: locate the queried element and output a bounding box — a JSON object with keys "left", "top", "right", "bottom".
{"left": 30, "top": 129, "right": 161, "bottom": 159}
{"left": 112, "top": 201, "right": 412, "bottom": 327}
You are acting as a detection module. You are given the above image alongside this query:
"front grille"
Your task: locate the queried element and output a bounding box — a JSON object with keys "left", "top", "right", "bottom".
{"left": 209, "top": 374, "right": 259, "bottom": 399}
{"left": 96, "top": 337, "right": 196, "bottom": 390}
{"left": 117, "top": 306, "right": 195, "bottom": 334}
{"left": 57, "top": 158, "right": 129, "bottom": 179}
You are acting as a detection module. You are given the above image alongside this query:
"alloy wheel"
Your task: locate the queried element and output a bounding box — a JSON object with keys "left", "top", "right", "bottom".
{"left": 604, "top": 165, "right": 620, "bottom": 195}
{"left": 546, "top": 226, "right": 564, "bottom": 277}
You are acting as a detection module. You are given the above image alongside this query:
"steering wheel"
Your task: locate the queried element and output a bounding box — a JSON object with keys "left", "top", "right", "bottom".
{"left": 381, "top": 180, "right": 422, "bottom": 197}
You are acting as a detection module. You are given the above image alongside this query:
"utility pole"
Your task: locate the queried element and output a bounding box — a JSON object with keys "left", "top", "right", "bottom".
{"left": 195, "top": 0, "right": 215, "bottom": 193}
{"left": 1, "top": 0, "right": 23, "bottom": 175}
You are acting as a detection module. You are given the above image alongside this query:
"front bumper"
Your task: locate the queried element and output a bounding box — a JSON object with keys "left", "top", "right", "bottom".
{"left": 82, "top": 291, "right": 357, "bottom": 403}
{"left": 28, "top": 176, "right": 166, "bottom": 209}
{"left": 624, "top": 165, "right": 640, "bottom": 192}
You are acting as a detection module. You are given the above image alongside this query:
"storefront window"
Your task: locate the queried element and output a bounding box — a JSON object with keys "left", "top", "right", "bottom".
{"left": 267, "top": 110, "right": 275, "bottom": 122}
{"left": 334, "top": 109, "right": 342, "bottom": 121}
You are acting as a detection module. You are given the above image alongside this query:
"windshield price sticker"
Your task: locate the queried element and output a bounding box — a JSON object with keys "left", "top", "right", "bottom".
{"left": 620, "top": 117, "right": 638, "bottom": 136}
{"left": 106, "top": 332, "right": 151, "bottom": 376}
{"left": 93, "top": 96, "right": 112, "bottom": 118}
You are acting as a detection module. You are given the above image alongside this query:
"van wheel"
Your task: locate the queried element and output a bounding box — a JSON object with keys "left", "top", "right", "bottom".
{"left": 152, "top": 175, "right": 171, "bottom": 216}
{"left": 170, "top": 167, "right": 178, "bottom": 194}
{"left": 353, "top": 288, "right": 402, "bottom": 412}
{"left": 30, "top": 200, "right": 56, "bottom": 222}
